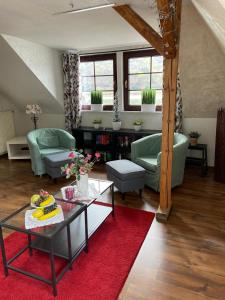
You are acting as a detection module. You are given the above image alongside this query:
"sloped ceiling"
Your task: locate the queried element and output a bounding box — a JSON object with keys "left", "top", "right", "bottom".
{"left": 192, "top": 0, "right": 225, "bottom": 54}
{"left": 0, "top": 0, "right": 159, "bottom": 50}
{"left": 0, "top": 35, "right": 63, "bottom": 113}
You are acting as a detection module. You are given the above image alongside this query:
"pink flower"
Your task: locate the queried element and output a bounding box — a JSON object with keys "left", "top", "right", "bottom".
{"left": 87, "top": 154, "right": 92, "bottom": 160}
{"left": 65, "top": 167, "right": 71, "bottom": 175}
{"left": 95, "top": 152, "right": 101, "bottom": 159}
{"left": 68, "top": 152, "right": 76, "bottom": 159}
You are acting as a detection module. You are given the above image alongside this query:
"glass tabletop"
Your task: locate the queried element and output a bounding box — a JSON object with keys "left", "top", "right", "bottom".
{"left": 54, "top": 178, "right": 113, "bottom": 206}
{"left": 0, "top": 199, "right": 85, "bottom": 238}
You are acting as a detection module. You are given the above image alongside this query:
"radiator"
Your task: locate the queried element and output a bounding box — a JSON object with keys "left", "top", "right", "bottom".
{"left": 0, "top": 111, "right": 15, "bottom": 154}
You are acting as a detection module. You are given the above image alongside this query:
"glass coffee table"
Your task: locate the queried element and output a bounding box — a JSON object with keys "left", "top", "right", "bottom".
{"left": 0, "top": 178, "right": 114, "bottom": 296}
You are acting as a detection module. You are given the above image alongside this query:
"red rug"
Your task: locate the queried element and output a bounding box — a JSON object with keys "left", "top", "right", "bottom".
{"left": 0, "top": 205, "right": 154, "bottom": 300}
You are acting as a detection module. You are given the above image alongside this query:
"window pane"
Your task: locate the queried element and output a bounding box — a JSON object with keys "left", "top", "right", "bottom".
{"left": 96, "top": 76, "right": 114, "bottom": 90}
{"left": 80, "top": 62, "right": 94, "bottom": 76}
{"left": 151, "top": 73, "right": 163, "bottom": 89}
{"left": 81, "top": 77, "right": 95, "bottom": 92}
{"left": 129, "top": 57, "right": 150, "bottom": 74}
{"left": 95, "top": 60, "right": 113, "bottom": 76}
{"left": 129, "top": 74, "right": 150, "bottom": 90}
{"left": 152, "top": 56, "right": 163, "bottom": 72}
{"left": 129, "top": 91, "right": 142, "bottom": 106}
{"left": 81, "top": 92, "right": 91, "bottom": 105}
{"left": 103, "top": 91, "right": 113, "bottom": 105}
{"left": 155, "top": 90, "right": 163, "bottom": 105}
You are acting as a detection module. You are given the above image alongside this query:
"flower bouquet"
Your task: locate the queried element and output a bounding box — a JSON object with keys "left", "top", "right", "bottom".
{"left": 61, "top": 150, "right": 101, "bottom": 197}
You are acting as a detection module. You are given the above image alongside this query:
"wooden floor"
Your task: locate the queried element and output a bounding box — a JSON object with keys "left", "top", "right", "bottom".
{"left": 1, "top": 156, "right": 225, "bottom": 300}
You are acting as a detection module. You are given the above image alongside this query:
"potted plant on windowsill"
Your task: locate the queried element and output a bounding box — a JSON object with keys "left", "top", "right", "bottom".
{"left": 112, "top": 91, "right": 121, "bottom": 130}
{"left": 133, "top": 120, "right": 143, "bottom": 131}
{"left": 189, "top": 131, "right": 201, "bottom": 146}
{"left": 93, "top": 119, "right": 102, "bottom": 129}
{"left": 91, "top": 90, "right": 103, "bottom": 111}
{"left": 141, "top": 88, "right": 156, "bottom": 112}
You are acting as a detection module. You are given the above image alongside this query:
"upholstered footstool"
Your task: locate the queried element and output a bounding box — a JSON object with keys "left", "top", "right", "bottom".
{"left": 106, "top": 159, "right": 146, "bottom": 199}
{"left": 44, "top": 151, "right": 74, "bottom": 182}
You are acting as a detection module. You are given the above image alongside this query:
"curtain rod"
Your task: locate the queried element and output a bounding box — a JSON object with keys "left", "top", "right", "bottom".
{"left": 79, "top": 46, "right": 154, "bottom": 56}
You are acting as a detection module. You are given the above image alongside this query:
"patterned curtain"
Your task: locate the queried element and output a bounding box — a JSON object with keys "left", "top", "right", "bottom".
{"left": 175, "top": 72, "right": 183, "bottom": 133}
{"left": 62, "top": 51, "right": 81, "bottom": 133}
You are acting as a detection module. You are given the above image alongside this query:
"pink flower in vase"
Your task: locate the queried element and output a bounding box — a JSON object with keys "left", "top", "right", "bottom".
{"left": 65, "top": 167, "right": 71, "bottom": 175}
{"left": 87, "top": 154, "right": 92, "bottom": 160}
{"left": 68, "top": 152, "right": 76, "bottom": 159}
{"left": 95, "top": 152, "right": 101, "bottom": 160}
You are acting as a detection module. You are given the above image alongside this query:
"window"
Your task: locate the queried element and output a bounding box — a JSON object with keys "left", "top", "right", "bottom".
{"left": 123, "top": 50, "right": 163, "bottom": 111}
{"left": 80, "top": 54, "right": 117, "bottom": 110}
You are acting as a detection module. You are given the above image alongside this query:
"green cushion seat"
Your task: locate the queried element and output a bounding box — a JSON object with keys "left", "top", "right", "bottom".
{"left": 135, "top": 156, "right": 158, "bottom": 172}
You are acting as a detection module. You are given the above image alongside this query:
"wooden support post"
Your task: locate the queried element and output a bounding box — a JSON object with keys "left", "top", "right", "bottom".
{"left": 156, "top": 0, "right": 182, "bottom": 222}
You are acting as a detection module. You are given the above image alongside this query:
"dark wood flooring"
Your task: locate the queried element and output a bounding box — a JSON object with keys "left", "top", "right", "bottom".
{"left": 0, "top": 156, "right": 225, "bottom": 300}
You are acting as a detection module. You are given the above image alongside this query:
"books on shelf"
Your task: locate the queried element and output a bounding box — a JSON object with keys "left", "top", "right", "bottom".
{"left": 96, "top": 134, "right": 110, "bottom": 145}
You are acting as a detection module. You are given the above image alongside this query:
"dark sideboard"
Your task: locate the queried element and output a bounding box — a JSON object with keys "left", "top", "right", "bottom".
{"left": 72, "top": 127, "right": 160, "bottom": 162}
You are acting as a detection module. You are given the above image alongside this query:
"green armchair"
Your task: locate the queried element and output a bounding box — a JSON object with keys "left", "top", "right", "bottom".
{"left": 131, "top": 133, "right": 188, "bottom": 192}
{"left": 27, "top": 128, "right": 75, "bottom": 176}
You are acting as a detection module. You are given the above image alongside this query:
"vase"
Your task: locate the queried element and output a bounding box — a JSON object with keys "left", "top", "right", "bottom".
{"left": 77, "top": 173, "right": 89, "bottom": 197}
{"left": 141, "top": 104, "right": 155, "bottom": 112}
{"left": 112, "top": 121, "right": 122, "bottom": 131}
{"left": 134, "top": 125, "right": 142, "bottom": 131}
{"left": 190, "top": 138, "right": 198, "bottom": 146}
{"left": 91, "top": 104, "right": 102, "bottom": 111}
{"left": 94, "top": 123, "right": 100, "bottom": 129}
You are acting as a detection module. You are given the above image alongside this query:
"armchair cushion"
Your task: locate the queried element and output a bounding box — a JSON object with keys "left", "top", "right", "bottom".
{"left": 37, "top": 135, "right": 59, "bottom": 149}
{"left": 40, "top": 148, "right": 66, "bottom": 159}
{"left": 135, "top": 156, "right": 158, "bottom": 173}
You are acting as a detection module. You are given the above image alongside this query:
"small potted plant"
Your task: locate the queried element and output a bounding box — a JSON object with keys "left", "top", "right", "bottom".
{"left": 141, "top": 88, "right": 156, "bottom": 112}
{"left": 112, "top": 91, "right": 121, "bottom": 130}
{"left": 93, "top": 119, "right": 102, "bottom": 129}
{"left": 133, "top": 120, "right": 143, "bottom": 131}
{"left": 91, "top": 90, "right": 103, "bottom": 111}
{"left": 189, "top": 131, "right": 201, "bottom": 146}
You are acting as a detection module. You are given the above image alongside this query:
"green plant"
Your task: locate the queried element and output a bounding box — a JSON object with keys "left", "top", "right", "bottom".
{"left": 93, "top": 119, "right": 102, "bottom": 124}
{"left": 91, "top": 90, "right": 103, "bottom": 104}
{"left": 141, "top": 89, "right": 156, "bottom": 105}
{"left": 189, "top": 131, "right": 201, "bottom": 138}
{"left": 133, "top": 120, "right": 143, "bottom": 126}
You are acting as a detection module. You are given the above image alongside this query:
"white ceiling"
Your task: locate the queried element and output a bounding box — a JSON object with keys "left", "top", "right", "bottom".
{"left": 0, "top": 0, "right": 159, "bottom": 51}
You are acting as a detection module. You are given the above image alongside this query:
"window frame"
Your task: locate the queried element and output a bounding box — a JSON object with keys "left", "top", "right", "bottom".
{"left": 80, "top": 53, "right": 117, "bottom": 111}
{"left": 123, "top": 49, "right": 163, "bottom": 111}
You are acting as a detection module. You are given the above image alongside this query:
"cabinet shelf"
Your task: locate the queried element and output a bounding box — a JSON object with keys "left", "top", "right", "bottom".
{"left": 73, "top": 127, "right": 160, "bottom": 161}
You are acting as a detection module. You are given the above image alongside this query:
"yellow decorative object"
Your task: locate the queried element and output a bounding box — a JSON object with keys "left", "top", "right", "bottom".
{"left": 32, "top": 209, "right": 44, "bottom": 218}
{"left": 31, "top": 194, "right": 40, "bottom": 204}
{"left": 39, "top": 195, "right": 54, "bottom": 207}
{"left": 38, "top": 208, "right": 60, "bottom": 221}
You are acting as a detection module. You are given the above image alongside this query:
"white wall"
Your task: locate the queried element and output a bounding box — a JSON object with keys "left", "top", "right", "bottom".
{"left": 2, "top": 34, "right": 64, "bottom": 108}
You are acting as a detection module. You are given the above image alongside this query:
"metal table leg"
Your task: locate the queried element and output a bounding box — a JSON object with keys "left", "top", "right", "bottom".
{"left": 84, "top": 206, "right": 88, "bottom": 253}
{"left": 67, "top": 225, "right": 72, "bottom": 270}
{"left": 111, "top": 184, "right": 115, "bottom": 216}
{"left": 49, "top": 239, "right": 57, "bottom": 296}
{"left": 28, "top": 233, "right": 33, "bottom": 256}
{"left": 0, "top": 226, "right": 8, "bottom": 276}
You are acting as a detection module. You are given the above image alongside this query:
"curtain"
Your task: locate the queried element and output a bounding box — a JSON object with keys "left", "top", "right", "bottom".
{"left": 175, "top": 72, "right": 183, "bottom": 133}
{"left": 62, "top": 51, "right": 81, "bottom": 133}
{"left": 214, "top": 108, "right": 225, "bottom": 183}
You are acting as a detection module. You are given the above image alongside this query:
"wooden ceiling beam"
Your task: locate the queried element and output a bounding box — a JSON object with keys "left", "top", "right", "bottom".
{"left": 113, "top": 4, "right": 164, "bottom": 56}
{"left": 156, "top": 0, "right": 177, "bottom": 58}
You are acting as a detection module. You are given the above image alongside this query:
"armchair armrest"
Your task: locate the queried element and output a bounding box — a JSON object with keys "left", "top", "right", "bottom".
{"left": 27, "top": 133, "right": 41, "bottom": 159}
{"left": 57, "top": 130, "right": 76, "bottom": 149}
{"left": 131, "top": 134, "right": 162, "bottom": 161}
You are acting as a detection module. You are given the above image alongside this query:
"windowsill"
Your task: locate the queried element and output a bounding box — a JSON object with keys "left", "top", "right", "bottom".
{"left": 81, "top": 110, "right": 162, "bottom": 114}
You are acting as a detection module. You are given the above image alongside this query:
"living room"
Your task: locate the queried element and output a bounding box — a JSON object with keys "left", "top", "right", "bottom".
{"left": 0, "top": 0, "right": 225, "bottom": 299}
